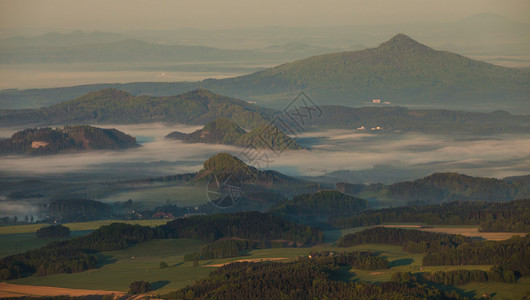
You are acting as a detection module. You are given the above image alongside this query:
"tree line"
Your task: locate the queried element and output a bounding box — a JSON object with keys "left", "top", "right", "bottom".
{"left": 334, "top": 199, "right": 530, "bottom": 232}
{"left": 159, "top": 259, "right": 455, "bottom": 299}
{"left": 338, "top": 227, "right": 529, "bottom": 283}
{"left": 0, "top": 211, "right": 323, "bottom": 280}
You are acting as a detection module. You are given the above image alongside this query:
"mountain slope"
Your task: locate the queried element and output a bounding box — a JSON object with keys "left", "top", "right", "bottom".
{"left": 0, "top": 88, "right": 274, "bottom": 128}
{"left": 166, "top": 118, "right": 247, "bottom": 144}
{"left": 1, "top": 34, "right": 528, "bottom": 112}
{"left": 166, "top": 117, "right": 303, "bottom": 151}
{"left": 208, "top": 34, "right": 529, "bottom": 108}
{"left": 0, "top": 125, "right": 138, "bottom": 155}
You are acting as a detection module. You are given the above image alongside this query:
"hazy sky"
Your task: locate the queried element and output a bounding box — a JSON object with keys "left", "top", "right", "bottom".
{"left": 1, "top": 0, "right": 528, "bottom": 32}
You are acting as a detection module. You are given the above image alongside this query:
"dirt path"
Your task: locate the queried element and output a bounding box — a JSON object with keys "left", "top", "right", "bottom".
{"left": 0, "top": 282, "right": 125, "bottom": 298}
{"left": 204, "top": 257, "right": 288, "bottom": 267}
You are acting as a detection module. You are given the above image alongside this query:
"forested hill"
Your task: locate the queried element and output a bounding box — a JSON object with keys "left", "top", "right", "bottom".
{"left": 0, "top": 88, "right": 274, "bottom": 128}
{"left": 194, "top": 152, "right": 304, "bottom": 186}
{"left": 387, "top": 172, "right": 527, "bottom": 203}
{"left": 166, "top": 117, "right": 303, "bottom": 151}
{"left": 305, "top": 105, "right": 530, "bottom": 134}
{"left": 269, "top": 190, "right": 368, "bottom": 227}
{"left": 337, "top": 172, "right": 529, "bottom": 204}
{"left": 334, "top": 198, "right": 530, "bottom": 232}
{"left": 0, "top": 125, "right": 138, "bottom": 155}
{"left": 2, "top": 34, "right": 528, "bottom": 112}
{"left": 207, "top": 33, "right": 530, "bottom": 108}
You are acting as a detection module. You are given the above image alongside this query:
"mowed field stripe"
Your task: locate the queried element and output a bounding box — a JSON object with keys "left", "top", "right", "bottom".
{"left": 0, "top": 282, "right": 124, "bottom": 297}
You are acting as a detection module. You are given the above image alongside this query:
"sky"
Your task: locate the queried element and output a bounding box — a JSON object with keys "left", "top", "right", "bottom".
{"left": 0, "top": 0, "right": 529, "bottom": 32}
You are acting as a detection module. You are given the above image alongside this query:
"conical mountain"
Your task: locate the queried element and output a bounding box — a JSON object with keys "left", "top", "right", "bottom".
{"left": 208, "top": 33, "right": 529, "bottom": 109}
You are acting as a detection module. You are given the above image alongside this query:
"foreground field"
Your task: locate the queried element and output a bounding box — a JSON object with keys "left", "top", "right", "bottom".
{"left": 6, "top": 239, "right": 529, "bottom": 299}
{"left": 0, "top": 219, "right": 171, "bottom": 235}
{"left": 0, "top": 219, "right": 171, "bottom": 258}
{"left": 2, "top": 223, "right": 529, "bottom": 299}
{"left": 0, "top": 282, "right": 123, "bottom": 298}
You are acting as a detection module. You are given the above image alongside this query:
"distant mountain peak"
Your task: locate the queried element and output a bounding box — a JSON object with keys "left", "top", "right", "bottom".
{"left": 377, "top": 34, "right": 432, "bottom": 52}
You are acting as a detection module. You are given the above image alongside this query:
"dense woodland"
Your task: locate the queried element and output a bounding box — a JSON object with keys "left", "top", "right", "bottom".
{"left": 161, "top": 260, "right": 456, "bottom": 300}
{"left": 269, "top": 190, "right": 368, "bottom": 227}
{"left": 161, "top": 211, "right": 323, "bottom": 244}
{"left": 337, "top": 173, "right": 528, "bottom": 205}
{"left": 338, "top": 227, "right": 530, "bottom": 283}
{"left": 35, "top": 224, "right": 70, "bottom": 238}
{"left": 0, "top": 212, "right": 322, "bottom": 280}
{"left": 0, "top": 125, "right": 138, "bottom": 155}
{"left": 334, "top": 198, "right": 530, "bottom": 232}
{"left": 45, "top": 199, "right": 113, "bottom": 222}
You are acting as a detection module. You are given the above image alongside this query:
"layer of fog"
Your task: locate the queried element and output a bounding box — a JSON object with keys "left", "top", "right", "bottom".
{"left": 1, "top": 124, "right": 529, "bottom": 183}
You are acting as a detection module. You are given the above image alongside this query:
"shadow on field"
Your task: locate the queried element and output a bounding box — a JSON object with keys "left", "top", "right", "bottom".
{"left": 151, "top": 280, "right": 170, "bottom": 290}
{"left": 389, "top": 258, "right": 413, "bottom": 268}
{"left": 95, "top": 254, "right": 118, "bottom": 267}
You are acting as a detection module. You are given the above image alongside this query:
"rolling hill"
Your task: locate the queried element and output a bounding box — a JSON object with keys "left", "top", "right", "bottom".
{"left": 166, "top": 117, "right": 303, "bottom": 151}
{"left": 1, "top": 34, "right": 528, "bottom": 112}
{"left": 0, "top": 88, "right": 274, "bottom": 128}
{"left": 0, "top": 125, "right": 138, "bottom": 155}
{"left": 208, "top": 33, "right": 529, "bottom": 109}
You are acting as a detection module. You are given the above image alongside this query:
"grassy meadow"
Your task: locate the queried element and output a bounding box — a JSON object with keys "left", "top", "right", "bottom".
{"left": 1, "top": 222, "right": 528, "bottom": 298}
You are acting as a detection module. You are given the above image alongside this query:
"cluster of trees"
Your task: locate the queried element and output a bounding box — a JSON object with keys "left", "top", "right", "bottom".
{"left": 269, "top": 190, "right": 367, "bottom": 227}
{"left": 337, "top": 227, "right": 470, "bottom": 251}
{"left": 334, "top": 199, "right": 530, "bottom": 233}
{"left": 0, "top": 223, "right": 154, "bottom": 280}
{"left": 45, "top": 199, "right": 113, "bottom": 222}
{"left": 160, "top": 259, "right": 454, "bottom": 299}
{"left": 338, "top": 227, "right": 529, "bottom": 283}
{"left": 393, "top": 268, "right": 518, "bottom": 286}
{"left": 423, "top": 235, "right": 530, "bottom": 279}
{"left": 0, "top": 212, "right": 324, "bottom": 280}
{"left": 161, "top": 211, "right": 323, "bottom": 244}
{"left": 185, "top": 239, "right": 255, "bottom": 261}
{"left": 306, "top": 251, "right": 389, "bottom": 271}
{"left": 0, "top": 243, "right": 97, "bottom": 280}
{"left": 129, "top": 280, "right": 152, "bottom": 294}
{"left": 386, "top": 173, "right": 525, "bottom": 203}
{"left": 35, "top": 224, "right": 70, "bottom": 238}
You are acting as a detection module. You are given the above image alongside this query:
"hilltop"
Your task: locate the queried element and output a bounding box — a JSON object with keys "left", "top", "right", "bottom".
{"left": 1, "top": 34, "right": 528, "bottom": 112}
{"left": 0, "top": 125, "right": 138, "bottom": 155}
{"left": 337, "top": 172, "right": 529, "bottom": 205}
{"left": 0, "top": 89, "right": 274, "bottom": 128}
{"left": 211, "top": 33, "right": 529, "bottom": 108}
{"left": 166, "top": 118, "right": 303, "bottom": 151}
{"left": 269, "top": 190, "right": 368, "bottom": 227}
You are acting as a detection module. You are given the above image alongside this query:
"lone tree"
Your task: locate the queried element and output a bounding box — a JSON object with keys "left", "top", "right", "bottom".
{"left": 129, "top": 280, "right": 151, "bottom": 294}
{"left": 35, "top": 224, "right": 70, "bottom": 238}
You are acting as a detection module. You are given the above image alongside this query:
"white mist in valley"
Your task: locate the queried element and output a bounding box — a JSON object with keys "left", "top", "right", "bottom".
{"left": 0, "top": 124, "right": 528, "bottom": 182}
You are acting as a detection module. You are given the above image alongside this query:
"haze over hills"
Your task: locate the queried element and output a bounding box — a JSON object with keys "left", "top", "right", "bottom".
{"left": 1, "top": 34, "right": 528, "bottom": 113}
{"left": 0, "top": 88, "right": 274, "bottom": 129}
{"left": 1, "top": 88, "right": 528, "bottom": 135}
{"left": 209, "top": 34, "right": 529, "bottom": 109}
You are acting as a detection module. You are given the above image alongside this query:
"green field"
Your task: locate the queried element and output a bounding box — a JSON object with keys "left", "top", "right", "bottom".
{"left": 100, "top": 185, "right": 208, "bottom": 209}
{"left": 0, "top": 219, "right": 171, "bottom": 235}
{"left": 3, "top": 225, "right": 529, "bottom": 299}
{"left": 0, "top": 220, "right": 171, "bottom": 257}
